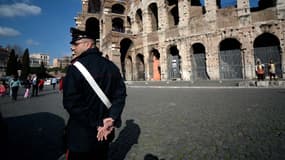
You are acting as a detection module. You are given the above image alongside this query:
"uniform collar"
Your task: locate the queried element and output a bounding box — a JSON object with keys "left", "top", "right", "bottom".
{"left": 70, "top": 47, "right": 100, "bottom": 64}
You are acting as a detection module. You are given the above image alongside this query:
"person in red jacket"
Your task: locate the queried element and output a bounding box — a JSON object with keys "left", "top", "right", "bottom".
{"left": 38, "top": 79, "right": 45, "bottom": 91}
{"left": 59, "top": 76, "right": 64, "bottom": 92}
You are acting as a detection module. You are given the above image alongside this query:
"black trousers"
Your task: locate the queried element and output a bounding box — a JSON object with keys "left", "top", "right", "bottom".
{"left": 32, "top": 85, "right": 38, "bottom": 96}
{"left": 11, "top": 86, "right": 19, "bottom": 100}
{"left": 67, "top": 144, "right": 109, "bottom": 160}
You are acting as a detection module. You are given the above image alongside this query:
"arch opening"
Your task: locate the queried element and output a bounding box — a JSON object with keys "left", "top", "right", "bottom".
{"left": 136, "top": 54, "right": 145, "bottom": 81}
{"left": 191, "top": 43, "right": 209, "bottom": 80}
{"left": 253, "top": 33, "right": 282, "bottom": 78}
{"left": 120, "top": 38, "right": 133, "bottom": 80}
{"left": 111, "top": 4, "right": 125, "bottom": 14}
{"left": 88, "top": 0, "right": 101, "bottom": 13}
{"left": 168, "top": 45, "right": 181, "bottom": 80}
{"left": 150, "top": 48, "right": 161, "bottom": 80}
{"left": 219, "top": 38, "right": 243, "bottom": 79}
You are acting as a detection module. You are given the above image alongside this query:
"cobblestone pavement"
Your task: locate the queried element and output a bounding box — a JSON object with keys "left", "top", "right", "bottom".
{"left": 1, "top": 86, "right": 285, "bottom": 160}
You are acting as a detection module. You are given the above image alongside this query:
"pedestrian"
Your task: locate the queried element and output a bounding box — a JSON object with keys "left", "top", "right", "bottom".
{"left": 8, "top": 77, "right": 12, "bottom": 97}
{"left": 38, "top": 79, "right": 44, "bottom": 91}
{"left": 1, "top": 80, "right": 8, "bottom": 96}
{"left": 255, "top": 59, "right": 265, "bottom": 81}
{"left": 62, "top": 27, "right": 127, "bottom": 160}
{"left": 268, "top": 59, "right": 276, "bottom": 81}
{"left": 51, "top": 77, "right": 57, "bottom": 90}
{"left": 24, "top": 76, "right": 32, "bottom": 98}
{"left": 32, "top": 75, "right": 39, "bottom": 97}
{"left": 9, "top": 74, "right": 21, "bottom": 100}
{"left": 58, "top": 76, "right": 64, "bottom": 93}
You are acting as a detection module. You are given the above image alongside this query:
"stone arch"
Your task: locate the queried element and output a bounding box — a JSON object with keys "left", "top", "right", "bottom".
{"left": 167, "top": 45, "right": 181, "bottom": 80}
{"left": 191, "top": 0, "right": 202, "bottom": 6}
{"left": 120, "top": 38, "right": 133, "bottom": 80}
{"left": 165, "top": 0, "right": 179, "bottom": 27}
{"left": 112, "top": 17, "right": 125, "bottom": 33}
{"left": 135, "top": 9, "right": 143, "bottom": 32}
{"left": 111, "top": 3, "right": 125, "bottom": 14}
{"left": 135, "top": 54, "right": 145, "bottom": 81}
{"left": 148, "top": 3, "right": 159, "bottom": 31}
{"left": 253, "top": 33, "right": 280, "bottom": 48}
{"left": 125, "top": 56, "right": 133, "bottom": 81}
{"left": 127, "top": 16, "right": 131, "bottom": 26}
{"left": 258, "top": 0, "right": 277, "bottom": 10}
{"left": 191, "top": 43, "right": 209, "bottom": 80}
{"left": 191, "top": 0, "right": 206, "bottom": 15}
{"left": 88, "top": 0, "right": 101, "bottom": 13}
{"left": 85, "top": 17, "right": 100, "bottom": 40}
{"left": 216, "top": 0, "right": 221, "bottom": 8}
{"left": 250, "top": 0, "right": 276, "bottom": 11}
{"left": 253, "top": 33, "right": 282, "bottom": 78}
{"left": 219, "top": 38, "right": 243, "bottom": 79}
{"left": 149, "top": 48, "right": 161, "bottom": 80}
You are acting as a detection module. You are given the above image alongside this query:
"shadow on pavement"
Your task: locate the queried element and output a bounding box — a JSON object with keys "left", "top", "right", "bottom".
{"left": 0, "top": 112, "right": 66, "bottom": 160}
{"left": 109, "top": 119, "right": 140, "bottom": 160}
{"left": 37, "top": 89, "right": 60, "bottom": 97}
{"left": 144, "top": 153, "right": 165, "bottom": 160}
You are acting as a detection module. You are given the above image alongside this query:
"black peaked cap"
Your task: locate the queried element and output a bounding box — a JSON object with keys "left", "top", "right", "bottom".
{"left": 70, "top": 27, "right": 96, "bottom": 44}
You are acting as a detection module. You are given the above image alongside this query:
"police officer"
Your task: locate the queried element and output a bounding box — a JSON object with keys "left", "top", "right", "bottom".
{"left": 63, "top": 27, "right": 127, "bottom": 160}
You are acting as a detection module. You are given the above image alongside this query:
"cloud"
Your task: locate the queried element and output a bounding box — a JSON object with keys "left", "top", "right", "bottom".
{"left": 26, "top": 39, "right": 40, "bottom": 46}
{"left": 0, "top": 26, "right": 21, "bottom": 37}
{"left": 0, "top": 3, "right": 41, "bottom": 17}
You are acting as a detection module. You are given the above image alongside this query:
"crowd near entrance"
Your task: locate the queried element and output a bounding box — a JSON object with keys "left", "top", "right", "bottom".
{"left": 254, "top": 33, "right": 282, "bottom": 79}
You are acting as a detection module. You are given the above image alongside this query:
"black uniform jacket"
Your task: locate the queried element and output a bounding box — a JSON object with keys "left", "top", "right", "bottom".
{"left": 63, "top": 48, "right": 127, "bottom": 152}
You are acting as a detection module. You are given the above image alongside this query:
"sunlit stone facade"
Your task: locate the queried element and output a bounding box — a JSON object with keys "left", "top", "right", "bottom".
{"left": 75, "top": 0, "right": 285, "bottom": 81}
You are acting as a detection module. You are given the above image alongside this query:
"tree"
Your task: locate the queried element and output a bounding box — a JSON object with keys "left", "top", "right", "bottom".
{"left": 21, "top": 48, "right": 30, "bottom": 79}
{"left": 6, "top": 49, "right": 18, "bottom": 76}
{"left": 5, "top": 44, "right": 23, "bottom": 56}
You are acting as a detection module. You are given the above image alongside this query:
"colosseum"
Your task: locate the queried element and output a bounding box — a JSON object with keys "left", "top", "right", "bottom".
{"left": 74, "top": 0, "right": 285, "bottom": 81}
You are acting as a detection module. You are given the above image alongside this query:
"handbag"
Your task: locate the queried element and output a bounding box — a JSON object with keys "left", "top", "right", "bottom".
{"left": 73, "top": 61, "right": 112, "bottom": 109}
{"left": 24, "top": 88, "right": 30, "bottom": 98}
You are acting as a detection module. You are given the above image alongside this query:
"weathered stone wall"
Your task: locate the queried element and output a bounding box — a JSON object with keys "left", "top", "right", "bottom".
{"left": 76, "top": 0, "right": 285, "bottom": 81}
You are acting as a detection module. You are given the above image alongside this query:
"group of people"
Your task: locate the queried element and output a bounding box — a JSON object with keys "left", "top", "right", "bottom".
{"left": 255, "top": 58, "right": 277, "bottom": 81}
{"left": 1, "top": 74, "right": 41, "bottom": 100}
{"left": 23, "top": 74, "right": 42, "bottom": 99}
{"left": 0, "top": 74, "right": 62, "bottom": 100}
{"left": 0, "top": 74, "right": 22, "bottom": 100}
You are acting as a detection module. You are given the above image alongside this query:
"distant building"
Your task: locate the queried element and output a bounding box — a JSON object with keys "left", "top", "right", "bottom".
{"left": 0, "top": 47, "right": 9, "bottom": 77}
{"left": 30, "top": 53, "right": 50, "bottom": 67}
{"left": 53, "top": 56, "right": 72, "bottom": 69}
{"left": 53, "top": 58, "right": 61, "bottom": 68}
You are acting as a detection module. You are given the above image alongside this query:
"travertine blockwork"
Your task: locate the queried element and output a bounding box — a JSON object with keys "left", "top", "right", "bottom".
{"left": 75, "top": 0, "right": 285, "bottom": 81}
